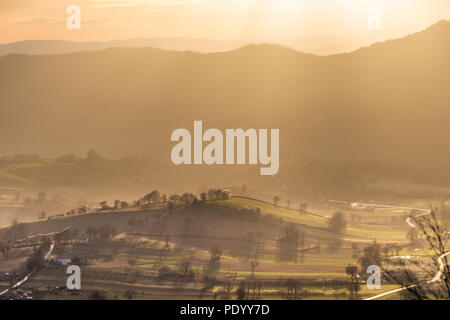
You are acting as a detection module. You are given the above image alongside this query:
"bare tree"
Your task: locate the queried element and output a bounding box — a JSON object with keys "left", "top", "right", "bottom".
{"left": 249, "top": 261, "right": 260, "bottom": 278}
{"left": 384, "top": 207, "right": 449, "bottom": 299}
{"left": 273, "top": 196, "right": 281, "bottom": 206}
{"left": 178, "top": 260, "right": 192, "bottom": 281}
{"left": 0, "top": 240, "right": 9, "bottom": 259}
{"left": 168, "top": 201, "right": 175, "bottom": 212}
{"left": 223, "top": 281, "right": 232, "bottom": 299}
{"left": 86, "top": 226, "right": 98, "bottom": 240}
{"left": 299, "top": 202, "right": 309, "bottom": 212}
{"left": 236, "top": 280, "right": 247, "bottom": 300}
{"left": 328, "top": 212, "right": 347, "bottom": 234}
{"left": 345, "top": 264, "right": 361, "bottom": 299}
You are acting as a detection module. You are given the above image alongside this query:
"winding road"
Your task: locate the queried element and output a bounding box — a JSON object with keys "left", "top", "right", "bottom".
{"left": 0, "top": 243, "right": 55, "bottom": 297}
{"left": 0, "top": 227, "right": 69, "bottom": 297}
{"left": 360, "top": 205, "right": 449, "bottom": 300}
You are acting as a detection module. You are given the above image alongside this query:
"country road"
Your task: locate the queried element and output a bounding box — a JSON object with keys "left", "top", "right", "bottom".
{"left": 0, "top": 243, "right": 55, "bottom": 297}
{"left": 0, "top": 227, "right": 69, "bottom": 297}
{"left": 361, "top": 205, "right": 449, "bottom": 300}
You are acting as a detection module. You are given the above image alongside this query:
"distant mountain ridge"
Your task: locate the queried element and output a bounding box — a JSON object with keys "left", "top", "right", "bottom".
{"left": 1, "top": 20, "right": 448, "bottom": 58}
{"left": 0, "top": 20, "right": 450, "bottom": 195}
{"left": 0, "top": 38, "right": 248, "bottom": 57}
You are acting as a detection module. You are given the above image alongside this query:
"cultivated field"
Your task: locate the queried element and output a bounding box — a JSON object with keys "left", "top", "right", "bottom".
{"left": 1, "top": 194, "right": 437, "bottom": 300}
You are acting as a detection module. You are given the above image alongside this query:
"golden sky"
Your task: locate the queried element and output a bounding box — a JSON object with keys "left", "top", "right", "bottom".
{"left": 1, "top": 0, "right": 450, "bottom": 53}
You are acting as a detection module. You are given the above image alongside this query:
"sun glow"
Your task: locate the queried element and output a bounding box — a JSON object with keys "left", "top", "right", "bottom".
{"left": 0, "top": 0, "right": 449, "bottom": 49}
{"left": 248, "top": 0, "right": 305, "bottom": 14}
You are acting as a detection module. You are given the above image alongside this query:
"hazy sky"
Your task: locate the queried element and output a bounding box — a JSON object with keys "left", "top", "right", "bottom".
{"left": 1, "top": 0, "right": 450, "bottom": 52}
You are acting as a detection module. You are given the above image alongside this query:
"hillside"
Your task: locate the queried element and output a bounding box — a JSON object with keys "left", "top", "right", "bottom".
{"left": 0, "top": 21, "right": 450, "bottom": 196}
{"left": 17, "top": 196, "right": 409, "bottom": 244}
{"left": 0, "top": 195, "right": 424, "bottom": 300}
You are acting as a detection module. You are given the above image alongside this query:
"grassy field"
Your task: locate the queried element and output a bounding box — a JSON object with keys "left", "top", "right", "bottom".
{"left": 221, "top": 197, "right": 409, "bottom": 243}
